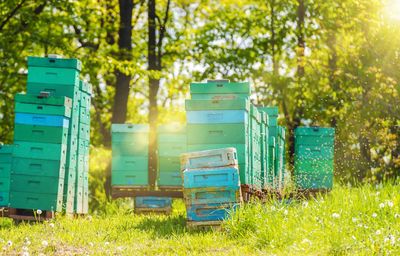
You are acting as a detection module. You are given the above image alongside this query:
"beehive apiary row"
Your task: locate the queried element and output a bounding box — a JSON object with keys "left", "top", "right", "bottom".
{"left": 1, "top": 56, "right": 91, "bottom": 215}
{"left": 294, "top": 127, "right": 335, "bottom": 190}
{"left": 181, "top": 148, "right": 242, "bottom": 226}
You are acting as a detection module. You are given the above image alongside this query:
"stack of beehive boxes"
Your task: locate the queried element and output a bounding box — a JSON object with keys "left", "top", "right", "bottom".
{"left": 111, "top": 124, "right": 149, "bottom": 187}
{"left": 75, "top": 81, "right": 92, "bottom": 214}
{"left": 258, "top": 107, "right": 286, "bottom": 193}
{"left": 7, "top": 56, "right": 91, "bottom": 215}
{"left": 157, "top": 124, "right": 187, "bottom": 189}
{"left": 249, "top": 105, "right": 262, "bottom": 190}
{"left": 258, "top": 112, "right": 269, "bottom": 191}
{"left": 294, "top": 127, "right": 335, "bottom": 191}
{"left": 0, "top": 145, "right": 13, "bottom": 207}
{"left": 10, "top": 94, "right": 72, "bottom": 212}
{"left": 181, "top": 148, "right": 242, "bottom": 227}
{"left": 185, "top": 80, "right": 253, "bottom": 192}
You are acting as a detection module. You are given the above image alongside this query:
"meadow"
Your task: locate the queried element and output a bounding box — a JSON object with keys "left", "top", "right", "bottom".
{"left": 0, "top": 184, "right": 398, "bottom": 255}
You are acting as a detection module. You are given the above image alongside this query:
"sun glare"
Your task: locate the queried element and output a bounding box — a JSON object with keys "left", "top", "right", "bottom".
{"left": 384, "top": 0, "right": 400, "bottom": 21}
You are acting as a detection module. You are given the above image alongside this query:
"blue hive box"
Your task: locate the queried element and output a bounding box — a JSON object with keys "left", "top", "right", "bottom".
{"left": 135, "top": 196, "right": 172, "bottom": 209}
{"left": 183, "top": 167, "right": 240, "bottom": 189}
{"left": 186, "top": 203, "right": 238, "bottom": 222}
{"left": 15, "top": 113, "right": 69, "bottom": 128}
{"left": 186, "top": 110, "right": 248, "bottom": 124}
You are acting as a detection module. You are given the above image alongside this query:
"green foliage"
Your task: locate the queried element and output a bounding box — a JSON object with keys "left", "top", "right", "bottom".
{"left": 0, "top": 0, "right": 399, "bottom": 182}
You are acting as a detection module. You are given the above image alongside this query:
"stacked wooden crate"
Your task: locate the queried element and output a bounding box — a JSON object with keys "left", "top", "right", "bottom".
{"left": 0, "top": 145, "right": 13, "bottom": 208}
{"left": 181, "top": 148, "right": 242, "bottom": 228}
{"left": 10, "top": 94, "right": 72, "bottom": 215}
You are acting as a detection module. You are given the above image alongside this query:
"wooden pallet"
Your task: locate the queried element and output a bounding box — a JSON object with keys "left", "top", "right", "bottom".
{"left": 134, "top": 207, "right": 172, "bottom": 215}
{"left": 186, "top": 220, "right": 222, "bottom": 230}
{"left": 8, "top": 208, "right": 55, "bottom": 222}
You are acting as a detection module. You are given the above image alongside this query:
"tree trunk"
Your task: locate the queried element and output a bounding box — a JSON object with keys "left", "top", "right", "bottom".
{"left": 286, "top": 0, "right": 306, "bottom": 168}
{"left": 148, "top": 0, "right": 159, "bottom": 190}
{"left": 105, "top": 0, "right": 133, "bottom": 197}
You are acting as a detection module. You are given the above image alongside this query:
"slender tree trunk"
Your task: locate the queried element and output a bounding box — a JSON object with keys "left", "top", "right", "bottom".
{"left": 105, "top": 0, "right": 133, "bottom": 197}
{"left": 287, "top": 0, "right": 306, "bottom": 167}
{"left": 148, "top": 0, "right": 159, "bottom": 190}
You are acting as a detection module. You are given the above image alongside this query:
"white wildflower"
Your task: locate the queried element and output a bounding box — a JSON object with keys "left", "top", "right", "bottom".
{"left": 352, "top": 217, "right": 358, "bottom": 223}
{"left": 271, "top": 206, "right": 276, "bottom": 211}
{"left": 24, "top": 238, "right": 30, "bottom": 246}
{"left": 372, "top": 213, "right": 377, "bottom": 218}
{"left": 387, "top": 201, "right": 394, "bottom": 208}
{"left": 22, "top": 246, "right": 28, "bottom": 251}
{"left": 379, "top": 203, "right": 385, "bottom": 209}
{"left": 117, "top": 246, "right": 124, "bottom": 252}
{"left": 351, "top": 235, "right": 357, "bottom": 240}
{"left": 376, "top": 191, "right": 380, "bottom": 196}
{"left": 283, "top": 210, "right": 288, "bottom": 216}
{"left": 37, "top": 209, "right": 42, "bottom": 215}
{"left": 302, "top": 202, "right": 308, "bottom": 208}
{"left": 301, "top": 238, "right": 312, "bottom": 245}
{"left": 358, "top": 223, "right": 363, "bottom": 228}
{"left": 364, "top": 225, "right": 369, "bottom": 229}
{"left": 22, "top": 252, "right": 29, "bottom": 256}
{"left": 42, "top": 240, "right": 48, "bottom": 247}
{"left": 376, "top": 230, "right": 381, "bottom": 235}
{"left": 104, "top": 242, "right": 110, "bottom": 246}
{"left": 6, "top": 241, "right": 12, "bottom": 247}
{"left": 89, "top": 242, "right": 94, "bottom": 247}
{"left": 49, "top": 223, "right": 55, "bottom": 228}
{"left": 384, "top": 235, "right": 395, "bottom": 245}
{"left": 332, "top": 213, "right": 340, "bottom": 218}
{"left": 395, "top": 213, "right": 400, "bottom": 218}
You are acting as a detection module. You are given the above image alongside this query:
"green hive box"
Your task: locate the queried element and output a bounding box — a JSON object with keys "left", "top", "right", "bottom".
{"left": 14, "top": 102, "right": 71, "bottom": 117}
{"left": 14, "top": 124, "right": 68, "bottom": 144}
{"left": 27, "top": 67, "right": 80, "bottom": 86}
{"left": 259, "top": 106, "right": 278, "bottom": 127}
{"left": 15, "top": 93, "right": 73, "bottom": 108}
{"left": 11, "top": 157, "right": 65, "bottom": 178}
{"left": 190, "top": 80, "right": 250, "bottom": 96}
{"left": 27, "top": 83, "right": 80, "bottom": 99}
{"left": 13, "top": 141, "right": 67, "bottom": 162}
{"left": 249, "top": 105, "right": 261, "bottom": 188}
{"left": 112, "top": 156, "right": 148, "bottom": 171}
{"left": 28, "top": 56, "right": 82, "bottom": 71}
{"left": 187, "top": 123, "right": 249, "bottom": 145}
{"left": 10, "top": 175, "right": 64, "bottom": 195}
{"left": 111, "top": 170, "right": 148, "bottom": 186}
{"left": 294, "top": 127, "right": 335, "bottom": 190}
{"left": 258, "top": 112, "right": 269, "bottom": 190}
{"left": 9, "top": 191, "right": 63, "bottom": 212}
{"left": 111, "top": 124, "right": 149, "bottom": 156}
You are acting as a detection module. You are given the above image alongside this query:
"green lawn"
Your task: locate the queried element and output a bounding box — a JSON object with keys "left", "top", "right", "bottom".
{"left": 0, "top": 184, "right": 399, "bottom": 255}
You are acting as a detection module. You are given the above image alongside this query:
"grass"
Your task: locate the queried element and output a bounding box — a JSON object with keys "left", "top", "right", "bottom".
{"left": 0, "top": 184, "right": 399, "bottom": 255}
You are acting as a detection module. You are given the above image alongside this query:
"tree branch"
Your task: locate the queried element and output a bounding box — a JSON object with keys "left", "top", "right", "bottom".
{"left": 156, "top": 0, "right": 171, "bottom": 68}
{"left": 0, "top": 0, "right": 27, "bottom": 32}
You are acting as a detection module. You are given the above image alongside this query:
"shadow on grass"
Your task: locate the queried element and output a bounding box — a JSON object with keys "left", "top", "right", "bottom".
{"left": 134, "top": 214, "right": 208, "bottom": 238}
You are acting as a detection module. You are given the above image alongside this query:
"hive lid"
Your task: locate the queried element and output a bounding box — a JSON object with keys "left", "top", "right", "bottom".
{"left": 111, "top": 124, "right": 149, "bottom": 133}
{"left": 190, "top": 81, "right": 251, "bottom": 95}
{"left": 295, "top": 126, "right": 335, "bottom": 136}
{"left": 28, "top": 56, "right": 82, "bottom": 71}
